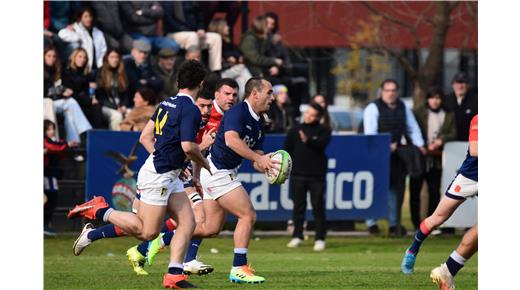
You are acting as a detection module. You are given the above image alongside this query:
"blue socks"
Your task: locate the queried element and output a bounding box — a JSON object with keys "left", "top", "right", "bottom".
{"left": 162, "top": 231, "right": 174, "bottom": 246}
{"left": 446, "top": 251, "right": 466, "bottom": 277}
{"left": 233, "top": 248, "right": 248, "bottom": 267}
{"left": 184, "top": 239, "right": 202, "bottom": 262}
{"left": 87, "top": 224, "right": 120, "bottom": 241}
{"left": 168, "top": 262, "right": 184, "bottom": 275}
{"left": 137, "top": 240, "right": 148, "bottom": 256}
{"left": 408, "top": 222, "right": 431, "bottom": 255}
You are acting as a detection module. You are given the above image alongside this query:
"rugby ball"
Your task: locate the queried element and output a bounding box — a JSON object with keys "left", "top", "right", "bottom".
{"left": 265, "top": 150, "right": 292, "bottom": 185}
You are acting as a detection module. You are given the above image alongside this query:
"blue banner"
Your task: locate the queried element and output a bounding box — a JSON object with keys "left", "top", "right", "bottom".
{"left": 86, "top": 130, "right": 390, "bottom": 221}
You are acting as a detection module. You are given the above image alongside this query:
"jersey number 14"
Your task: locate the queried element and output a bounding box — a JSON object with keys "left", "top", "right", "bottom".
{"left": 155, "top": 108, "right": 169, "bottom": 135}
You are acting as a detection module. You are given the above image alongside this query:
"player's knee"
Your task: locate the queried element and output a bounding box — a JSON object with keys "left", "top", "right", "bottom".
{"left": 141, "top": 230, "right": 161, "bottom": 241}
{"left": 241, "top": 210, "right": 256, "bottom": 225}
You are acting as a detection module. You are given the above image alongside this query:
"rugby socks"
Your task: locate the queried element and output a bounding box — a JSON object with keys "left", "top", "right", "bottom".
{"left": 446, "top": 251, "right": 466, "bottom": 277}
{"left": 162, "top": 231, "right": 175, "bottom": 247}
{"left": 184, "top": 239, "right": 202, "bottom": 262}
{"left": 95, "top": 207, "right": 113, "bottom": 222}
{"left": 168, "top": 262, "right": 184, "bottom": 275}
{"left": 87, "top": 224, "right": 124, "bottom": 241}
{"left": 163, "top": 218, "right": 177, "bottom": 232}
{"left": 233, "top": 248, "right": 248, "bottom": 267}
{"left": 408, "top": 221, "right": 432, "bottom": 255}
{"left": 137, "top": 240, "right": 149, "bottom": 257}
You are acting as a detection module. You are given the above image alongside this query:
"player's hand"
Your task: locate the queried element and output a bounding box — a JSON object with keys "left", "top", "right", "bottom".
{"left": 255, "top": 153, "right": 281, "bottom": 172}
{"left": 179, "top": 167, "right": 192, "bottom": 181}
{"left": 200, "top": 127, "right": 216, "bottom": 150}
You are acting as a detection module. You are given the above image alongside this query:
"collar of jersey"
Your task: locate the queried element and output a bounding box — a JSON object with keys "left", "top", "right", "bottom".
{"left": 175, "top": 93, "right": 195, "bottom": 104}
{"left": 213, "top": 100, "right": 225, "bottom": 115}
{"left": 244, "top": 100, "right": 260, "bottom": 121}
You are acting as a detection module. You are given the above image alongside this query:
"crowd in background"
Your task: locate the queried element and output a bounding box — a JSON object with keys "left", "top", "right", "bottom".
{"left": 43, "top": 1, "right": 478, "bottom": 238}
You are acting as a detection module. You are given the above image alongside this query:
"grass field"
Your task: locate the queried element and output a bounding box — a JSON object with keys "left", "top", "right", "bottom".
{"left": 44, "top": 234, "right": 477, "bottom": 290}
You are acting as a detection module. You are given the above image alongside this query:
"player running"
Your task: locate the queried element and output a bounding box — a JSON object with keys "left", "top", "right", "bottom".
{"left": 68, "top": 60, "right": 210, "bottom": 289}
{"left": 401, "top": 115, "right": 478, "bottom": 290}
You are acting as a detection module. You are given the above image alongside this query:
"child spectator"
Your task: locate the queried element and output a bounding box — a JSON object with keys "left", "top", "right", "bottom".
{"left": 120, "top": 87, "right": 158, "bottom": 131}
{"left": 96, "top": 49, "right": 130, "bottom": 130}
{"left": 44, "top": 119, "right": 78, "bottom": 235}
{"left": 57, "top": 7, "right": 107, "bottom": 72}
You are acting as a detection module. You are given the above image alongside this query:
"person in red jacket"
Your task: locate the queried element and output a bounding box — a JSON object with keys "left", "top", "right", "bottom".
{"left": 44, "top": 119, "right": 78, "bottom": 236}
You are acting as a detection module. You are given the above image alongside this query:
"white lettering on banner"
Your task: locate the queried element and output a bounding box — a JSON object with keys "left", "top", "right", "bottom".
{"left": 239, "top": 159, "right": 375, "bottom": 211}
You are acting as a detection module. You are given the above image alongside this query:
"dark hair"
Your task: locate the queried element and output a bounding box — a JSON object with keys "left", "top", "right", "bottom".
{"left": 196, "top": 72, "right": 221, "bottom": 101}
{"left": 44, "top": 119, "right": 56, "bottom": 137}
{"left": 215, "top": 78, "right": 239, "bottom": 92}
{"left": 312, "top": 94, "right": 328, "bottom": 108}
{"left": 99, "top": 48, "right": 128, "bottom": 92}
{"left": 177, "top": 60, "right": 206, "bottom": 90}
{"left": 380, "top": 78, "right": 400, "bottom": 90}
{"left": 264, "top": 12, "right": 279, "bottom": 33}
{"left": 76, "top": 7, "right": 94, "bottom": 22}
{"left": 426, "top": 86, "right": 445, "bottom": 100}
{"left": 251, "top": 16, "right": 267, "bottom": 37}
{"left": 136, "top": 87, "right": 157, "bottom": 106}
{"left": 308, "top": 102, "right": 325, "bottom": 119}
{"left": 244, "top": 77, "right": 265, "bottom": 99}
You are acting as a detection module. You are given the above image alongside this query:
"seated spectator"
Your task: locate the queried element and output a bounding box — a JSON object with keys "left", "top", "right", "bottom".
{"left": 96, "top": 49, "right": 130, "bottom": 130}
{"left": 57, "top": 7, "right": 107, "bottom": 72}
{"left": 239, "top": 16, "right": 283, "bottom": 77}
{"left": 44, "top": 119, "right": 79, "bottom": 235}
{"left": 208, "top": 18, "right": 252, "bottom": 100}
{"left": 44, "top": 1, "right": 65, "bottom": 53}
{"left": 49, "top": 1, "right": 82, "bottom": 33}
{"left": 120, "top": 87, "right": 158, "bottom": 131}
{"left": 200, "top": 1, "right": 241, "bottom": 42}
{"left": 311, "top": 94, "right": 333, "bottom": 129}
{"left": 266, "top": 84, "right": 296, "bottom": 133}
{"left": 264, "top": 12, "right": 291, "bottom": 73}
{"left": 124, "top": 40, "right": 164, "bottom": 103}
{"left": 162, "top": 1, "right": 222, "bottom": 72}
{"left": 185, "top": 45, "right": 202, "bottom": 62}
{"left": 119, "top": 1, "right": 179, "bottom": 53}
{"left": 91, "top": 1, "right": 133, "bottom": 54}
{"left": 63, "top": 47, "right": 105, "bottom": 128}
{"left": 44, "top": 47, "right": 92, "bottom": 146}
{"left": 153, "top": 47, "right": 179, "bottom": 101}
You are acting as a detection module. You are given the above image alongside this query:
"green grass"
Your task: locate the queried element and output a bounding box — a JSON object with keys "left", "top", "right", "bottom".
{"left": 44, "top": 235, "right": 477, "bottom": 289}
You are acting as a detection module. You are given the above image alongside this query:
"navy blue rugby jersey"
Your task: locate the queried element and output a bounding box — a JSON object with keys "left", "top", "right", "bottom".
{"left": 150, "top": 93, "right": 201, "bottom": 173}
{"left": 209, "top": 101, "right": 265, "bottom": 170}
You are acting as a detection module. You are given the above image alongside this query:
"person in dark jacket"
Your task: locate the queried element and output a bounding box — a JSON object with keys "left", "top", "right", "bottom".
{"left": 409, "top": 87, "right": 457, "bottom": 230}
{"left": 266, "top": 84, "right": 295, "bottom": 133}
{"left": 285, "top": 102, "right": 332, "bottom": 251}
{"left": 153, "top": 47, "right": 179, "bottom": 101}
{"left": 91, "top": 1, "right": 133, "bottom": 54}
{"left": 124, "top": 40, "right": 164, "bottom": 103}
{"left": 119, "top": 1, "right": 179, "bottom": 53}
{"left": 444, "top": 72, "right": 478, "bottom": 141}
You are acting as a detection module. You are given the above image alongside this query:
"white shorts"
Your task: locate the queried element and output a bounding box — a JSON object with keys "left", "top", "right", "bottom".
{"left": 200, "top": 156, "right": 242, "bottom": 200}
{"left": 136, "top": 155, "right": 184, "bottom": 206}
{"left": 445, "top": 173, "right": 478, "bottom": 200}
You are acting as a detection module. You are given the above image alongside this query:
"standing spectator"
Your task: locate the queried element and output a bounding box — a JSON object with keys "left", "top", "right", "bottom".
{"left": 44, "top": 119, "right": 78, "bottom": 235}
{"left": 96, "top": 49, "right": 130, "bottom": 130}
{"left": 119, "top": 1, "right": 179, "bottom": 53}
{"left": 91, "top": 1, "right": 133, "bottom": 54}
{"left": 285, "top": 102, "right": 332, "bottom": 251}
{"left": 124, "top": 40, "right": 164, "bottom": 103}
{"left": 120, "top": 87, "right": 158, "bottom": 131}
{"left": 57, "top": 7, "right": 107, "bottom": 72}
{"left": 208, "top": 18, "right": 252, "bottom": 100}
{"left": 312, "top": 94, "right": 333, "bottom": 129}
{"left": 63, "top": 47, "right": 105, "bottom": 128}
{"left": 239, "top": 16, "right": 283, "bottom": 77}
{"left": 362, "top": 79, "right": 425, "bottom": 236}
{"left": 409, "top": 87, "right": 457, "bottom": 230}
{"left": 266, "top": 84, "right": 296, "bottom": 133}
{"left": 444, "top": 72, "right": 478, "bottom": 141}
{"left": 153, "top": 47, "right": 179, "bottom": 101}
{"left": 264, "top": 12, "right": 291, "bottom": 73}
{"left": 200, "top": 1, "right": 241, "bottom": 42}
{"left": 44, "top": 47, "right": 92, "bottom": 146}
{"left": 162, "top": 1, "right": 223, "bottom": 72}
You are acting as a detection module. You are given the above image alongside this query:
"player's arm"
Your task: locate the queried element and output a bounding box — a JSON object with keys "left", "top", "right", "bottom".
{"left": 224, "top": 130, "right": 278, "bottom": 172}
{"left": 181, "top": 141, "right": 211, "bottom": 174}
{"left": 468, "top": 115, "right": 478, "bottom": 157}
{"left": 469, "top": 141, "right": 477, "bottom": 157}
{"left": 139, "top": 120, "right": 155, "bottom": 154}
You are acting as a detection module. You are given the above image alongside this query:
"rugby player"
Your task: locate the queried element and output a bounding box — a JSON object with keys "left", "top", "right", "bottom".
{"left": 401, "top": 115, "right": 478, "bottom": 290}
{"left": 68, "top": 60, "right": 210, "bottom": 288}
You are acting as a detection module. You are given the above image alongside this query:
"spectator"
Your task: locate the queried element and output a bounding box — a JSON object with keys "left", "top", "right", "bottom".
{"left": 124, "top": 40, "right": 164, "bottom": 103}
{"left": 91, "top": 1, "right": 133, "bottom": 54}
{"left": 185, "top": 45, "right": 202, "bottom": 62}
{"left": 153, "top": 47, "right": 179, "bottom": 101}
{"left": 120, "top": 87, "right": 158, "bottom": 131}
{"left": 96, "top": 49, "right": 130, "bottom": 130}
{"left": 285, "top": 102, "right": 332, "bottom": 251}
{"left": 44, "top": 1, "right": 65, "bottom": 53}
{"left": 312, "top": 94, "right": 333, "bottom": 129}
{"left": 162, "top": 1, "right": 223, "bottom": 72}
{"left": 200, "top": 1, "right": 241, "bottom": 42}
{"left": 266, "top": 84, "right": 296, "bottom": 133}
{"left": 44, "top": 47, "right": 92, "bottom": 146}
{"left": 49, "top": 1, "right": 82, "bottom": 33}
{"left": 57, "top": 7, "right": 107, "bottom": 72}
{"left": 264, "top": 12, "right": 291, "bottom": 72}
{"left": 444, "top": 72, "right": 478, "bottom": 141}
{"left": 362, "top": 79, "right": 425, "bottom": 237}
{"left": 409, "top": 87, "right": 457, "bottom": 230}
{"left": 119, "top": 1, "right": 179, "bottom": 53}
{"left": 44, "top": 119, "right": 78, "bottom": 235}
{"left": 63, "top": 47, "right": 105, "bottom": 128}
{"left": 208, "top": 18, "right": 252, "bottom": 100}
{"left": 239, "top": 16, "right": 283, "bottom": 77}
